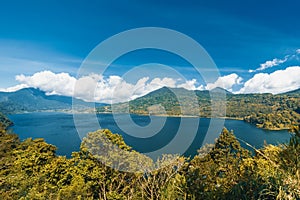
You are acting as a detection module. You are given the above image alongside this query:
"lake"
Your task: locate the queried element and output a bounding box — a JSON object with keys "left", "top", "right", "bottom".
{"left": 8, "top": 112, "right": 291, "bottom": 158}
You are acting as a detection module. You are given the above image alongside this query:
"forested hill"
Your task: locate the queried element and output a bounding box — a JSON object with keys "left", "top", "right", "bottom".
{"left": 97, "top": 87, "right": 300, "bottom": 130}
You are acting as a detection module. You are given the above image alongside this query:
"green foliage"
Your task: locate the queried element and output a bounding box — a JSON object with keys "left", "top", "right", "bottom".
{"left": 231, "top": 145, "right": 283, "bottom": 199}
{"left": 0, "top": 111, "right": 299, "bottom": 199}
{"left": 0, "top": 124, "right": 20, "bottom": 199}
{"left": 244, "top": 110, "right": 300, "bottom": 130}
{"left": 185, "top": 128, "right": 251, "bottom": 199}
{"left": 280, "top": 125, "right": 300, "bottom": 172}
{"left": 81, "top": 129, "right": 153, "bottom": 172}
{"left": 0, "top": 111, "right": 13, "bottom": 129}
{"left": 137, "top": 154, "right": 187, "bottom": 200}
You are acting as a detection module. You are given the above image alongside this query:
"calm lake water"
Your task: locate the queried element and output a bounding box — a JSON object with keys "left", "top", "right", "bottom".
{"left": 8, "top": 112, "right": 291, "bottom": 158}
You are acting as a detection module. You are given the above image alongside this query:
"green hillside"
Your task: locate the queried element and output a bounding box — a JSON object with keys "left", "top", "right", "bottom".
{"left": 97, "top": 87, "right": 300, "bottom": 130}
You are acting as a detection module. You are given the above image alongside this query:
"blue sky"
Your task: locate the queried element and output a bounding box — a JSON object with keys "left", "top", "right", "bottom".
{"left": 0, "top": 0, "right": 300, "bottom": 102}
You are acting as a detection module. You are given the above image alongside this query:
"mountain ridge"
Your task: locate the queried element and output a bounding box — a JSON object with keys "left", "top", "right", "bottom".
{"left": 1, "top": 86, "right": 300, "bottom": 115}
{"left": 96, "top": 86, "right": 300, "bottom": 130}
{"left": 0, "top": 88, "right": 106, "bottom": 114}
{"left": 283, "top": 88, "right": 300, "bottom": 95}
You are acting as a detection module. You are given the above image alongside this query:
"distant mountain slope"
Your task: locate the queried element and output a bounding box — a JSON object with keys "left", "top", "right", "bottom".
{"left": 97, "top": 86, "right": 300, "bottom": 130}
{"left": 0, "top": 88, "right": 70, "bottom": 113}
{"left": 97, "top": 86, "right": 231, "bottom": 116}
{"left": 0, "top": 88, "right": 105, "bottom": 114}
{"left": 209, "top": 87, "right": 232, "bottom": 95}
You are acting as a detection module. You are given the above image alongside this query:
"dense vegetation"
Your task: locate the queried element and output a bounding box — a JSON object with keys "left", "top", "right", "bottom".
{"left": 97, "top": 87, "right": 300, "bottom": 130}
{"left": 1, "top": 114, "right": 299, "bottom": 199}
{"left": 0, "top": 111, "right": 13, "bottom": 129}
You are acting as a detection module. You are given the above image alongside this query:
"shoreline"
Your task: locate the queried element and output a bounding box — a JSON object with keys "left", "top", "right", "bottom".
{"left": 255, "top": 125, "right": 291, "bottom": 131}
{"left": 7, "top": 110, "right": 292, "bottom": 131}
{"left": 96, "top": 112, "right": 245, "bottom": 120}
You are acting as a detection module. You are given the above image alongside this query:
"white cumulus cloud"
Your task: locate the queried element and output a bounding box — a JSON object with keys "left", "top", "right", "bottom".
{"left": 239, "top": 66, "right": 300, "bottom": 94}
{"left": 205, "top": 73, "right": 243, "bottom": 92}
{"left": 15, "top": 70, "right": 77, "bottom": 96}
{"left": 177, "top": 79, "right": 204, "bottom": 90}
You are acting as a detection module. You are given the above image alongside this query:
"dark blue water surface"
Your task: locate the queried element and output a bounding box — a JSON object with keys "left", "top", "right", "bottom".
{"left": 8, "top": 112, "right": 291, "bottom": 158}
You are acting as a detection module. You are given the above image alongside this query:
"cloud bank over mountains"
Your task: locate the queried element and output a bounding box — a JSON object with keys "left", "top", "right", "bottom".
{"left": 239, "top": 66, "right": 300, "bottom": 94}
{"left": 1, "top": 65, "right": 300, "bottom": 103}
{"left": 0, "top": 71, "right": 205, "bottom": 103}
